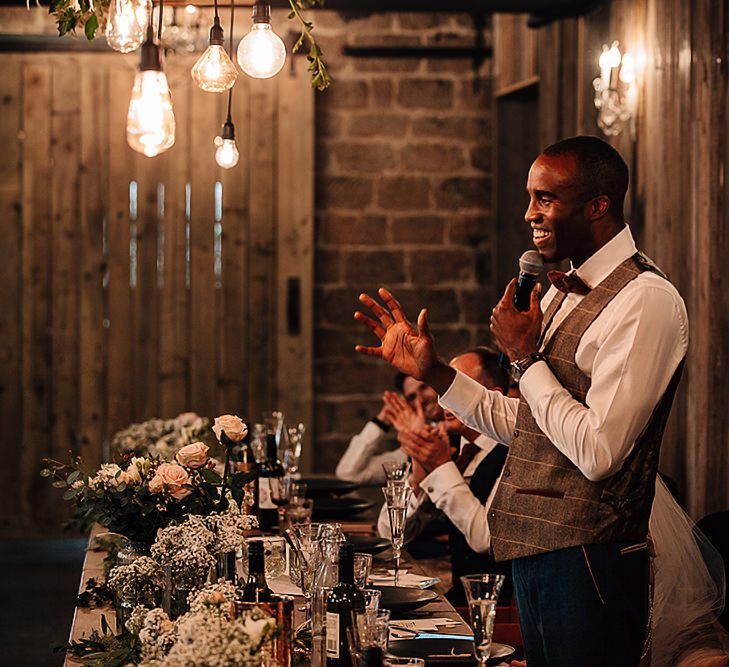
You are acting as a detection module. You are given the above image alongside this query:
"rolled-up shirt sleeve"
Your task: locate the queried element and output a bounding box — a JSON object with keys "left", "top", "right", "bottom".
{"left": 519, "top": 284, "right": 688, "bottom": 482}
{"left": 439, "top": 373, "right": 519, "bottom": 444}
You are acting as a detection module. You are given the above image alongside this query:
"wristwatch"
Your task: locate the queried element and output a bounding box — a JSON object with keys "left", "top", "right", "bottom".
{"left": 510, "top": 351, "right": 545, "bottom": 382}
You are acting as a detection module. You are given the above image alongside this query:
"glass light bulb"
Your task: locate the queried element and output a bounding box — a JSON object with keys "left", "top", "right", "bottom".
{"left": 214, "top": 137, "right": 239, "bottom": 168}
{"left": 191, "top": 44, "right": 239, "bottom": 93}
{"left": 607, "top": 42, "right": 622, "bottom": 68}
{"left": 126, "top": 70, "right": 176, "bottom": 157}
{"left": 236, "top": 23, "right": 286, "bottom": 79}
{"left": 619, "top": 52, "right": 636, "bottom": 84}
{"left": 106, "top": 0, "right": 149, "bottom": 53}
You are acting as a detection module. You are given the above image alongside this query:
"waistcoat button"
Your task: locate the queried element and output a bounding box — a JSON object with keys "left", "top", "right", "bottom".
{"left": 513, "top": 429, "right": 519, "bottom": 438}
{"left": 503, "top": 468, "right": 510, "bottom": 477}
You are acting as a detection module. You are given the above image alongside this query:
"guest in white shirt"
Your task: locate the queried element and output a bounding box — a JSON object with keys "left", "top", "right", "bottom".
{"left": 376, "top": 348, "right": 507, "bottom": 548}
{"left": 335, "top": 374, "right": 443, "bottom": 485}
{"left": 377, "top": 347, "right": 513, "bottom": 603}
{"left": 353, "top": 136, "right": 688, "bottom": 667}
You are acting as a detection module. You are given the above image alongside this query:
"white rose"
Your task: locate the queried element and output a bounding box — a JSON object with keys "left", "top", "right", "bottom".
{"left": 242, "top": 616, "right": 272, "bottom": 645}
{"left": 212, "top": 415, "right": 248, "bottom": 443}
{"left": 174, "top": 412, "right": 200, "bottom": 429}
{"left": 176, "top": 442, "right": 209, "bottom": 469}
{"left": 121, "top": 457, "right": 144, "bottom": 485}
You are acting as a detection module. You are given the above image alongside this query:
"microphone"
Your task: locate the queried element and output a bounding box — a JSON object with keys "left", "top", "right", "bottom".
{"left": 498, "top": 250, "right": 544, "bottom": 369}
{"left": 514, "top": 250, "right": 544, "bottom": 311}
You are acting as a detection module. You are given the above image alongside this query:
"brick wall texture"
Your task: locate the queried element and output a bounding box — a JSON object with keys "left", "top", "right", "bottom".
{"left": 309, "top": 11, "right": 495, "bottom": 472}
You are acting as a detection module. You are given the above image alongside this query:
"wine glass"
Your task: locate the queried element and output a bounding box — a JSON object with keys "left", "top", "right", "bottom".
{"left": 281, "top": 423, "right": 305, "bottom": 475}
{"left": 270, "top": 475, "right": 294, "bottom": 535}
{"left": 382, "top": 484, "right": 412, "bottom": 586}
{"left": 460, "top": 574, "right": 505, "bottom": 666}
{"left": 382, "top": 460, "right": 411, "bottom": 483}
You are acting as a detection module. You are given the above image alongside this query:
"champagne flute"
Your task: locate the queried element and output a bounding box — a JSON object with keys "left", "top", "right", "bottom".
{"left": 284, "top": 423, "right": 305, "bottom": 475}
{"left": 460, "top": 574, "right": 505, "bottom": 666}
{"left": 382, "top": 483, "right": 412, "bottom": 586}
{"left": 382, "top": 460, "right": 411, "bottom": 483}
{"left": 270, "top": 475, "right": 294, "bottom": 536}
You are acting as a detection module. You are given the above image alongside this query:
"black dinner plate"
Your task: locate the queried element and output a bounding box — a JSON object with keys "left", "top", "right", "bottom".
{"left": 344, "top": 534, "right": 391, "bottom": 555}
{"left": 387, "top": 639, "right": 515, "bottom": 666}
{"left": 300, "top": 476, "right": 360, "bottom": 498}
{"left": 372, "top": 585, "right": 439, "bottom": 613}
{"left": 311, "top": 496, "right": 375, "bottom": 520}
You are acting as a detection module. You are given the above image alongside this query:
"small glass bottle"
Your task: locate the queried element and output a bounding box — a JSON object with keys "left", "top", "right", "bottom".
{"left": 240, "top": 540, "right": 273, "bottom": 603}
{"left": 257, "top": 431, "right": 284, "bottom": 531}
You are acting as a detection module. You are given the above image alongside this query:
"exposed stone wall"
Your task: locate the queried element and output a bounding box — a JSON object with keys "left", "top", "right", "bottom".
{"left": 309, "top": 11, "right": 494, "bottom": 472}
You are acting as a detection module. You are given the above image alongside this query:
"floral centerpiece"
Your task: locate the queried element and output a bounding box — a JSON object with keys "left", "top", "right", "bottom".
{"left": 42, "top": 415, "right": 255, "bottom": 547}
{"left": 59, "top": 582, "right": 275, "bottom": 667}
{"left": 111, "top": 412, "right": 213, "bottom": 460}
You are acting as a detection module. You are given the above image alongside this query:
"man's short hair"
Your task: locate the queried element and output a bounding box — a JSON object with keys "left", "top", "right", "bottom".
{"left": 541, "top": 135, "right": 629, "bottom": 217}
{"left": 461, "top": 346, "right": 510, "bottom": 394}
{"left": 394, "top": 371, "right": 407, "bottom": 393}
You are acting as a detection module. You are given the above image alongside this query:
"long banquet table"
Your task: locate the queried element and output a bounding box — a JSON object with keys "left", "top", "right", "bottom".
{"left": 64, "top": 520, "right": 476, "bottom": 666}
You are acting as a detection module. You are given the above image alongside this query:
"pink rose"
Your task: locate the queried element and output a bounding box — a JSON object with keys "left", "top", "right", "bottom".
{"left": 176, "top": 442, "right": 209, "bottom": 469}
{"left": 212, "top": 415, "right": 248, "bottom": 443}
{"left": 152, "top": 462, "right": 192, "bottom": 500}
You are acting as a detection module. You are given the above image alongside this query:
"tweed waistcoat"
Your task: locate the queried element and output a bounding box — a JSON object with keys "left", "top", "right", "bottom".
{"left": 489, "top": 253, "right": 684, "bottom": 562}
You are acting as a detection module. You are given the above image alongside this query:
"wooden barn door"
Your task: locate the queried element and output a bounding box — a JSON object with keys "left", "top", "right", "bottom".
{"left": 0, "top": 51, "right": 313, "bottom": 534}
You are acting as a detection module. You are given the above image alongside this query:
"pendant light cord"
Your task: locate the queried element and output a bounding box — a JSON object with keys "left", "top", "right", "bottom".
{"left": 157, "top": 0, "right": 163, "bottom": 41}
{"left": 226, "top": 0, "right": 234, "bottom": 123}
{"left": 213, "top": 0, "right": 219, "bottom": 22}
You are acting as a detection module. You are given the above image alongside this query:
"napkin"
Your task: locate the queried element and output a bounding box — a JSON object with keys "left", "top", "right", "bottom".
{"left": 368, "top": 570, "right": 440, "bottom": 589}
{"left": 268, "top": 575, "right": 302, "bottom": 597}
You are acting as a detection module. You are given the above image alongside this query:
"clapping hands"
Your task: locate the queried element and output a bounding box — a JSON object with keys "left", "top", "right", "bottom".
{"left": 398, "top": 422, "right": 452, "bottom": 475}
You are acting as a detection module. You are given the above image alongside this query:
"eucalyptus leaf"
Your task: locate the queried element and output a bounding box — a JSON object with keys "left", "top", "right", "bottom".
{"left": 84, "top": 12, "right": 99, "bottom": 41}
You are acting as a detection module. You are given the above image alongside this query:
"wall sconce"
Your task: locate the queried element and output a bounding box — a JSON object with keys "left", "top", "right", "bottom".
{"left": 593, "top": 41, "right": 639, "bottom": 136}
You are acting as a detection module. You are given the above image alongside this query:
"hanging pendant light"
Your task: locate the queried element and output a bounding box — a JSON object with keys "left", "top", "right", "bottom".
{"left": 106, "top": 0, "right": 150, "bottom": 53}
{"left": 126, "top": 5, "right": 176, "bottom": 157}
{"left": 214, "top": 1, "right": 239, "bottom": 169}
{"left": 237, "top": 0, "right": 286, "bottom": 79}
{"left": 191, "top": 0, "right": 238, "bottom": 93}
{"left": 215, "top": 116, "right": 239, "bottom": 169}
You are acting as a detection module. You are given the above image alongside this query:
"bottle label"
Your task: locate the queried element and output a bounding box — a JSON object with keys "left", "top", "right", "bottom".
{"left": 258, "top": 477, "right": 275, "bottom": 510}
{"left": 325, "top": 612, "right": 339, "bottom": 658}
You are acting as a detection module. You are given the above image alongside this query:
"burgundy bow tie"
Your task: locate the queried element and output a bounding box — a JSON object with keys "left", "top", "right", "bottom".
{"left": 547, "top": 270, "right": 591, "bottom": 295}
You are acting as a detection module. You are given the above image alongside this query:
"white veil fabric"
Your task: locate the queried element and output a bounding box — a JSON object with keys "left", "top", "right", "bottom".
{"left": 649, "top": 476, "right": 729, "bottom": 666}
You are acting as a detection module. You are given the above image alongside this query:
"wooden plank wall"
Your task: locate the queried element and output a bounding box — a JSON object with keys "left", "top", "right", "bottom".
{"left": 493, "top": 1, "right": 729, "bottom": 517}
{"left": 0, "top": 52, "right": 314, "bottom": 536}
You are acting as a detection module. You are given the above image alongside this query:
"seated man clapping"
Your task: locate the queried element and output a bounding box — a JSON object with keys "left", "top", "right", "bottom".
{"left": 376, "top": 347, "right": 512, "bottom": 603}
{"left": 335, "top": 373, "right": 443, "bottom": 485}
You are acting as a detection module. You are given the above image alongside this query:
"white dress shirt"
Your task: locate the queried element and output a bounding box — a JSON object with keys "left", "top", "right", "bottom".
{"left": 335, "top": 421, "right": 408, "bottom": 485}
{"left": 376, "top": 435, "right": 494, "bottom": 545}
{"left": 439, "top": 226, "right": 689, "bottom": 483}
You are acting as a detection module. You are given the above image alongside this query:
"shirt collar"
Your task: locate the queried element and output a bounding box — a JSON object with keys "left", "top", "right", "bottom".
{"left": 570, "top": 225, "right": 637, "bottom": 288}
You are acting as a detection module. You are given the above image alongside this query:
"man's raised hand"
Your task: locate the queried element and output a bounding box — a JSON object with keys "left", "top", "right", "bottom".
{"left": 354, "top": 288, "right": 437, "bottom": 380}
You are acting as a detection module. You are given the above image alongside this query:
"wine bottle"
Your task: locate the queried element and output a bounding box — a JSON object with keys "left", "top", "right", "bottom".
{"left": 258, "top": 432, "right": 284, "bottom": 531}
{"left": 326, "top": 544, "right": 365, "bottom": 667}
{"left": 234, "top": 428, "right": 258, "bottom": 516}
{"left": 361, "top": 647, "right": 384, "bottom": 667}
{"left": 240, "top": 540, "right": 273, "bottom": 602}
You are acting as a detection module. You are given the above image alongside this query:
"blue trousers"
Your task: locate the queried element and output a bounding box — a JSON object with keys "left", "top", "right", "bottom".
{"left": 512, "top": 541, "right": 650, "bottom": 667}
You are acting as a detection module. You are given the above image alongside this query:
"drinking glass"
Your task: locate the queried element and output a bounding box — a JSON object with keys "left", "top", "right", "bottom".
{"left": 460, "top": 574, "right": 505, "bottom": 666}
{"left": 351, "top": 608, "right": 391, "bottom": 651}
{"left": 382, "top": 460, "right": 411, "bottom": 483}
{"left": 362, "top": 588, "right": 381, "bottom": 612}
{"left": 241, "top": 536, "right": 287, "bottom": 579}
{"left": 353, "top": 553, "right": 373, "bottom": 588}
{"left": 270, "top": 475, "right": 294, "bottom": 535}
{"left": 384, "top": 658, "right": 424, "bottom": 667}
{"left": 382, "top": 484, "right": 412, "bottom": 586}
{"left": 291, "top": 480, "right": 308, "bottom": 501}
{"left": 284, "top": 423, "right": 306, "bottom": 475}
{"left": 285, "top": 497, "right": 313, "bottom": 528}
